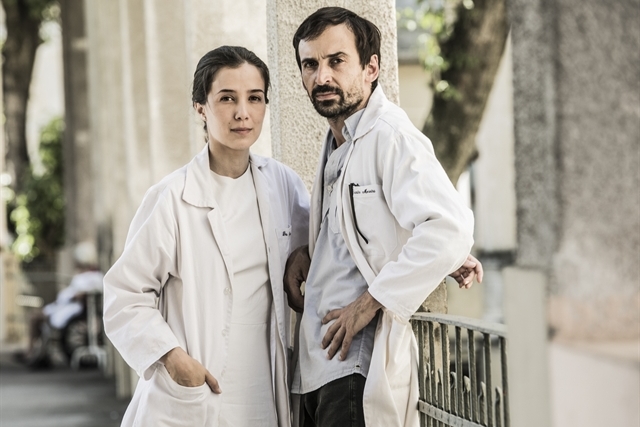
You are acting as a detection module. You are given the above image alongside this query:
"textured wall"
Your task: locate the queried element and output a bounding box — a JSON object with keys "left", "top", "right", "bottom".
{"left": 267, "top": 0, "right": 399, "bottom": 187}
{"left": 510, "top": 0, "right": 560, "bottom": 270}
{"left": 549, "top": 0, "right": 640, "bottom": 339}
{"left": 511, "top": 0, "right": 640, "bottom": 339}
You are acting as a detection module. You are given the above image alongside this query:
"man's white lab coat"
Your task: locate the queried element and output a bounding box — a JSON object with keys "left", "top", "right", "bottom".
{"left": 103, "top": 145, "right": 309, "bottom": 427}
{"left": 308, "top": 86, "right": 474, "bottom": 427}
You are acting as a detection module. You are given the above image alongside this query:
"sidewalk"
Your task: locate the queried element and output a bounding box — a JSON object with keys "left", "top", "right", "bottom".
{"left": 0, "top": 350, "right": 129, "bottom": 427}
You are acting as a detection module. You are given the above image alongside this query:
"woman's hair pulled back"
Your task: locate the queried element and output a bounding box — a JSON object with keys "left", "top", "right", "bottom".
{"left": 192, "top": 46, "right": 270, "bottom": 106}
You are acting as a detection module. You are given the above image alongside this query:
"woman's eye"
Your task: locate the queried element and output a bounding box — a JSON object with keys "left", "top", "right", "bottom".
{"left": 220, "top": 96, "right": 233, "bottom": 102}
{"left": 249, "top": 96, "right": 263, "bottom": 102}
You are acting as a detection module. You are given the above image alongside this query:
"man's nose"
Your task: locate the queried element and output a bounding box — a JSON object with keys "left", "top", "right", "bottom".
{"left": 315, "top": 63, "right": 332, "bottom": 86}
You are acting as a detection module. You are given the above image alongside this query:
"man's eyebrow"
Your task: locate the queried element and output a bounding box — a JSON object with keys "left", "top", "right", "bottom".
{"left": 301, "top": 51, "right": 348, "bottom": 64}
{"left": 326, "top": 51, "right": 347, "bottom": 59}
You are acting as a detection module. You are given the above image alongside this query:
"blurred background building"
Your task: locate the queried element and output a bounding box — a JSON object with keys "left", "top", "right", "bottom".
{"left": 1, "top": 0, "right": 638, "bottom": 426}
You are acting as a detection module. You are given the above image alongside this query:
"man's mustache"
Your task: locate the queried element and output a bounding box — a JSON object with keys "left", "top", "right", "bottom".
{"left": 312, "top": 85, "right": 343, "bottom": 98}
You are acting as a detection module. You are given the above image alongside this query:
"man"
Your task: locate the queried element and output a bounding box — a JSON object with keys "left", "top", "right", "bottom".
{"left": 284, "top": 7, "right": 481, "bottom": 427}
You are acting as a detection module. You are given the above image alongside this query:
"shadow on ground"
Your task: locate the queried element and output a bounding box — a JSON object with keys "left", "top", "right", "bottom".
{"left": 0, "top": 351, "right": 129, "bottom": 427}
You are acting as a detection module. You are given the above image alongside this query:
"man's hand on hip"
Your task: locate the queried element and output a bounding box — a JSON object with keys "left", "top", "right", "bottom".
{"left": 284, "top": 245, "right": 310, "bottom": 313}
{"left": 321, "top": 291, "right": 382, "bottom": 361}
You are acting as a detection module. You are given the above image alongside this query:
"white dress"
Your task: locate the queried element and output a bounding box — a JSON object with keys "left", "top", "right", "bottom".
{"left": 210, "top": 167, "right": 278, "bottom": 427}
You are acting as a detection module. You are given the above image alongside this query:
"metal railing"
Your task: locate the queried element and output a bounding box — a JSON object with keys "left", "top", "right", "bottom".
{"left": 411, "top": 313, "right": 509, "bottom": 427}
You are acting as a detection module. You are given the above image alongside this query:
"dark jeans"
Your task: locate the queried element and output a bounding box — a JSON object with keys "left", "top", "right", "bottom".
{"left": 303, "top": 374, "right": 366, "bottom": 427}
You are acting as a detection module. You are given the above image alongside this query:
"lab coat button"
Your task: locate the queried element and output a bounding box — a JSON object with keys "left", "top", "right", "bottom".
{"left": 224, "top": 287, "right": 231, "bottom": 295}
{"left": 222, "top": 329, "right": 228, "bottom": 337}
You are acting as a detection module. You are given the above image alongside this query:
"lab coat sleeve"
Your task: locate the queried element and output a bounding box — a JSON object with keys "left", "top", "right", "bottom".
{"left": 103, "top": 186, "right": 182, "bottom": 379}
{"left": 367, "top": 131, "right": 475, "bottom": 323}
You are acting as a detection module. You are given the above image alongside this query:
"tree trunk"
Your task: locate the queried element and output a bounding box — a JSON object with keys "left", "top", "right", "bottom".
{"left": 422, "top": 0, "right": 509, "bottom": 186}
{"left": 1, "top": 0, "right": 44, "bottom": 192}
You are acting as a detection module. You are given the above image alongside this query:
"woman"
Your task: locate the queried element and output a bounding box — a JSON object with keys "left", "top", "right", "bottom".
{"left": 103, "top": 46, "right": 309, "bottom": 427}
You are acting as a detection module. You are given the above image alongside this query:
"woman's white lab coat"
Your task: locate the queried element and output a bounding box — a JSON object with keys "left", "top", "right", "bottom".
{"left": 103, "top": 145, "right": 309, "bottom": 427}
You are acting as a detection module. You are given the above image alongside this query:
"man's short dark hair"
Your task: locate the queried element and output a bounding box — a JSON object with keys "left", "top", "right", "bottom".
{"left": 293, "top": 7, "right": 381, "bottom": 91}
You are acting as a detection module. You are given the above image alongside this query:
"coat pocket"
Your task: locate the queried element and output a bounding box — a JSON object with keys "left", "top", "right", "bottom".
{"left": 276, "top": 225, "right": 292, "bottom": 258}
{"left": 350, "top": 184, "right": 398, "bottom": 258}
{"left": 133, "top": 364, "right": 210, "bottom": 427}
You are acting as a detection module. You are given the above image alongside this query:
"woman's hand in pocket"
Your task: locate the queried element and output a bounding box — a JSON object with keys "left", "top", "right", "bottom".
{"left": 160, "top": 347, "right": 221, "bottom": 393}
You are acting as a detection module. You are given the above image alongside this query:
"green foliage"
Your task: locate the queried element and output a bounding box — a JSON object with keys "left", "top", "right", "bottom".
{"left": 0, "top": 0, "right": 59, "bottom": 21}
{"left": 8, "top": 117, "right": 65, "bottom": 262}
{"left": 397, "top": 0, "right": 473, "bottom": 100}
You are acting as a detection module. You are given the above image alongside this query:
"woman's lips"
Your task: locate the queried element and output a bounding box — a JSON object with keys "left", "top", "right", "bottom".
{"left": 231, "top": 127, "right": 252, "bottom": 135}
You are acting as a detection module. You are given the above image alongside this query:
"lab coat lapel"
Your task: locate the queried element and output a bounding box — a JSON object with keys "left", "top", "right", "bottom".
{"left": 250, "top": 157, "right": 282, "bottom": 304}
{"left": 182, "top": 144, "right": 235, "bottom": 279}
{"left": 309, "top": 132, "right": 331, "bottom": 257}
{"left": 206, "top": 208, "right": 234, "bottom": 280}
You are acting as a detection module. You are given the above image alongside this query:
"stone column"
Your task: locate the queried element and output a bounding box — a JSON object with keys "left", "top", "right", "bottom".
{"left": 142, "top": 0, "right": 192, "bottom": 181}
{"left": 119, "top": 0, "right": 153, "bottom": 210}
{"left": 59, "top": 0, "right": 96, "bottom": 282}
{"left": 84, "top": 0, "right": 130, "bottom": 266}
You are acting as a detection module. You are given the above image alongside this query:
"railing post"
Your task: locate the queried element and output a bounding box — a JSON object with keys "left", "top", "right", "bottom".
{"left": 411, "top": 313, "right": 509, "bottom": 427}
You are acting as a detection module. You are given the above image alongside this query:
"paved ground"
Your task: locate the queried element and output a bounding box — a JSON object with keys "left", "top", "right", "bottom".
{"left": 0, "top": 351, "right": 129, "bottom": 427}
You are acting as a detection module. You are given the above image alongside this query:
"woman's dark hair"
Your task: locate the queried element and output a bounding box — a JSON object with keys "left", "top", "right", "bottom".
{"left": 191, "top": 45, "right": 270, "bottom": 106}
{"left": 292, "top": 7, "right": 381, "bottom": 91}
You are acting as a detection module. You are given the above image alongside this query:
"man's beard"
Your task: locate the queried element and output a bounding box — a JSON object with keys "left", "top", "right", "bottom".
{"left": 311, "top": 84, "right": 363, "bottom": 120}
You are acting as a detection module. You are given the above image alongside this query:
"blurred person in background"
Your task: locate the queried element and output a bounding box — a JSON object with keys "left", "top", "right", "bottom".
{"left": 103, "top": 46, "right": 309, "bottom": 427}
{"left": 24, "top": 241, "right": 103, "bottom": 365}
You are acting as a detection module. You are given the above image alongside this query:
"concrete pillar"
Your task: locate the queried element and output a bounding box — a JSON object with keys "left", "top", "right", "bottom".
{"left": 59, "top": 0, "right": 96, "bottom": 284}
{"left": 503, "top": 267, "right": 551, "bottom": 427}
{"left": 84, "top": 0, "right": 129, "bottom": 266}
{"left": 119, "top": 0, "right": 152, "bottom": 210}
{"left": 142, "top": 0, "right": 192, "bottom": 181}
{"left": 85, "top": 0, "right": 136, "bottom": 393}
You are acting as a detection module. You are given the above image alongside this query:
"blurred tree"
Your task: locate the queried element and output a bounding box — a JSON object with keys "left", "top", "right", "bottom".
{"left": 1, "top": 0, "right": 58, "bottom": 193}
{"left": 398, "top": 0, "right": 509, "bottom": 185}
{"left": 9, "top": 117, "right": 65, "bottom": 262}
